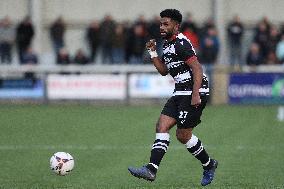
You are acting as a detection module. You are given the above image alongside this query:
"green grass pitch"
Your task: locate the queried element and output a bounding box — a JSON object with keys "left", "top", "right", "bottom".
{"left": 0, "top": 104, "right": 283, "bottom": 189}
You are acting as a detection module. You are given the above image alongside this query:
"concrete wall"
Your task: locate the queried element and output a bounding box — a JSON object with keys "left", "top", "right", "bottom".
{"left": 2, "top": 0, "right": 283, "bottom": 23}
{"left": 41, "top": 0, "right": 212, "bottom": 23}
{"left": 0, "top": 0, "right": 28, "bottom": 21}
{"left": 224, "top": 0, "right": 284, "bottom": 23}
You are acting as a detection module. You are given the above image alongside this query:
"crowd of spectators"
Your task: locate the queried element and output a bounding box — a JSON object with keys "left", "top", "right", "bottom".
{"left": 243, "top": 17, "right": 284, "bottom": 66}
{"left": 0, "top": 14, "right": 284, "bottom": 67}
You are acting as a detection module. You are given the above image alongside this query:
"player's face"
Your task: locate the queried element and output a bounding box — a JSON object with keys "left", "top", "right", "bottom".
{"left": 160, "top": 17, "right": 179, "bottom": 39}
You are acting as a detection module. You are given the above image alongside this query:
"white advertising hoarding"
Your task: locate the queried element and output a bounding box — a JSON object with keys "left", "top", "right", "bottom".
{"left": 47, "top": 74, "right": 127, "bottom": 100}
{"left": 129, "top": 74, "right": 174, "bottom": 98}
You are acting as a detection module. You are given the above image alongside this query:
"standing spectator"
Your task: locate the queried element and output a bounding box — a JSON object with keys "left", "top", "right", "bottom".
{"left": 86, "top": 20, "right": 100, "bottom": 63}
{"left": 0, "top": 16, "right": 15, "bottom": 64}
{"left": 56, "top": 48, "right": 70, "bottom": 65}
{"left": 16, "top": 16, "right": 34, "bottom": 63}
{"left": 280, "top": 22, "right": 284, "bottom": 35}
{"left": 267, "top": 25, "right": 280, "bottom": 53}
{"left": 123, "top": 20, "right": 133, "bottom": 63}
{"left": 227, "top": 15, "right": 244, "bottom": 66}
{"left": 200, "top": 37, "right": 218, "bottom": 65}
{"left": 200, "top": 17, "right": 215, "bottom": 39}
{"left": 261, "top": 16, "right": 271, "bottom": 33}
{"left": 200, "top": 27, "right": 219, "bottom": 89}
{"left": 99, "top": 14, "right": 116, "bottom": 64}
{"left": 134, "top": 15, "right": 148, "bottom": 33}
{"left": 127, "top": 24, "right": 147, "bottom": 64}
{"left": 183, "top": 28, "right": 200, "bottom": 52}
{"left": 181, "top": 13, "right": 199, "bottom": 51}
{"left": 181, "top": 13, "right": 198, "bottom": 34}
{"left": 50, "top": 16, "right": 66, "bottom": 56}
{"left": 276, "top": 34, "right": 284, "bottom": 64}
{"left": 254, "top": 21, "right": 269, "bottom": 58}
{"left": 246, "top": 42, "right": 264, "bottom": 66}
{"left": 112, "top": 24, "right": 126, "bottom": 63}
{"left": 147, "top": 15, "right": 163, "bottom": 55}
{"left": 73, "top": 49, "right": 89, "bottom": 65}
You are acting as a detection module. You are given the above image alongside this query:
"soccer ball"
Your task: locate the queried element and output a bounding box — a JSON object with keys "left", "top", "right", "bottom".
{"left": 50, "top": 152, "right": 74, "bottom": 176}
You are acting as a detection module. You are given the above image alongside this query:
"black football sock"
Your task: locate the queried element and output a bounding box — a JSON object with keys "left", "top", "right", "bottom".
{"left": 185, "top": 134, "right": 213, "bottom": 170}
{"left": 146, "top": 133, "right": 170, "bottom": 174}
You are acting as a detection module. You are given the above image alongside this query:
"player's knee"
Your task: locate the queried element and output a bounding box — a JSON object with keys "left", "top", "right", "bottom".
{"left": 155, "top": 122, "right": 170, "bottom": 133}
{"left": 176, "top": 129, "right": 192, "bottom": 144}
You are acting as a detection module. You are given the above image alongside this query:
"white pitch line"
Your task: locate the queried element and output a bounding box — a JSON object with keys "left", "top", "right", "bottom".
{"left": 0, "top": 144, "right": 181, "bottom": 150}
{"left": 0, "top": 144, "right": 278, "bottom": 151}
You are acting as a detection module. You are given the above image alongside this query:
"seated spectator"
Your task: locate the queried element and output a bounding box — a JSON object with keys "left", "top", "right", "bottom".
{"left": 21, "top": 47, "right": 38, "bottom": 79}
{"left": 57, "top": 48, "right": 70, "bottom": 65}
{"left": 246, "top": 43, "right": 264, "bottom": 66}
{"left": 21, "top": 47, "right": 38, "bottom": 64}
{"left": 276, "top": 34, "right": 284, "bottom": 64}
{"left": 267, "top": 25, "right": 280, "bottom": 53}
{"left": 73, "top": 49, "right": 89, "bottom": 65}
{"left": 266, "top": 50, "right": 279, "bottom": 65}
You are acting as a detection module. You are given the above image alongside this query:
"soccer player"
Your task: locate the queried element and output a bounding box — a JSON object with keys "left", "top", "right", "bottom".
{"left": 128, "top": 9, "right": 218, "bottom": 186}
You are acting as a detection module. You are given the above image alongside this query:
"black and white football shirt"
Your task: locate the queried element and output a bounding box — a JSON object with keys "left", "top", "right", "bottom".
{"left": 162, "top": 33, "right": 209, "bottom": 96}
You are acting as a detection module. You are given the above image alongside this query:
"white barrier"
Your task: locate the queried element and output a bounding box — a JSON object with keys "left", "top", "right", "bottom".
{"left": 129, "top": 74, "right": 174, "bottom": 98}
{"left": 0, "top": 64, "right": 284, "bottom": 103}
{"left": 47, "top": 74, "right": 127, "bottom": 100}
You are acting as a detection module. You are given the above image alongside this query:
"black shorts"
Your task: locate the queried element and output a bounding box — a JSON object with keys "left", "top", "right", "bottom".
{"left": 161, "top": 95, "right": 208, "bottom": 128}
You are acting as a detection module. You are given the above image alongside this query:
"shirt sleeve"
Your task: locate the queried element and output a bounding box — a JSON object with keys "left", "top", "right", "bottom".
{"left": 175, "top": 38, "right": 197, "bottom": 62}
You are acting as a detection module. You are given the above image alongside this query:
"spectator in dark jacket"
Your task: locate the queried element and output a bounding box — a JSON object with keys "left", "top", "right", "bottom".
{"left": 99, "top": 15, "right": 116, "bottom": 64}
{"left": 246, "top": 42, "right": 264, "bottom": 66}
{"left": 50, "top": 16, "right": 66, "bottom": 56}
{"left": 147, "top": 15, "right": 163, "bottom": 55}
{"left": 127, "top": 24, "right": 147, "bottom": 64}
{"left": 86, "top": 20, "right": 100, "bottom": 63}
{"left": 112, "top": 24, "right": 126, "bottom": 63}
{"left": 227, "top": 15, "right": 244, "bottom": 66}
{"left": 21, "top": 47, "right": 38, "bottom": 65}
{"left": 267, "top": 25, "right": 280, "bottom": 53}
{"left": 73, "top": 49, "right": 89, "bottom": 65}
{"left": 16, "top": 16, "right": 34, "bottom": 63}
{"left": 21, "top": 47, "right": 38, "bottom": 79}
{"left": 57, "top": 48, "right": 70, "bottom": 65}
{"left": 254, "top": 21, "right": 269, "bottom": 58}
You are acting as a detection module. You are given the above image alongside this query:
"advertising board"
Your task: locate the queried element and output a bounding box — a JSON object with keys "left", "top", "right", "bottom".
{"left": 228, "top": 73, "right": 284, "bottom": 104}
{"left": 47, "top": 74, "right": 127, "bottom": 100}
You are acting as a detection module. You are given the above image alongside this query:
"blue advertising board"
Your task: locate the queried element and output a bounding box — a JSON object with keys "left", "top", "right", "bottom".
{"left": 0, "top": 79, "right": 44, "bottom": 99}
{"left": 228, "top": 73, "right": 284, "bottom": 104}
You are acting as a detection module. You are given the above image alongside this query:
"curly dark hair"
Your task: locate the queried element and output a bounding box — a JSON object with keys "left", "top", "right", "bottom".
{"left": 160, "top": 9, "right": 182, "bottom": 24}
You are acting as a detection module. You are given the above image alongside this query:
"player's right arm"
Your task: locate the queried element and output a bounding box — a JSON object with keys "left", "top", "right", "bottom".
{"left": 146, "top": 39, "right": 168, "bottom": 76}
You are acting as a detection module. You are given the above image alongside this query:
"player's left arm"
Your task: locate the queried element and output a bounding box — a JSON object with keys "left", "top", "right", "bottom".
{"left": 176, "top": 38, "right": 202, "bottom": 107}
{"left": 185, "top": 57, "right": 203, "bottom": 107}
